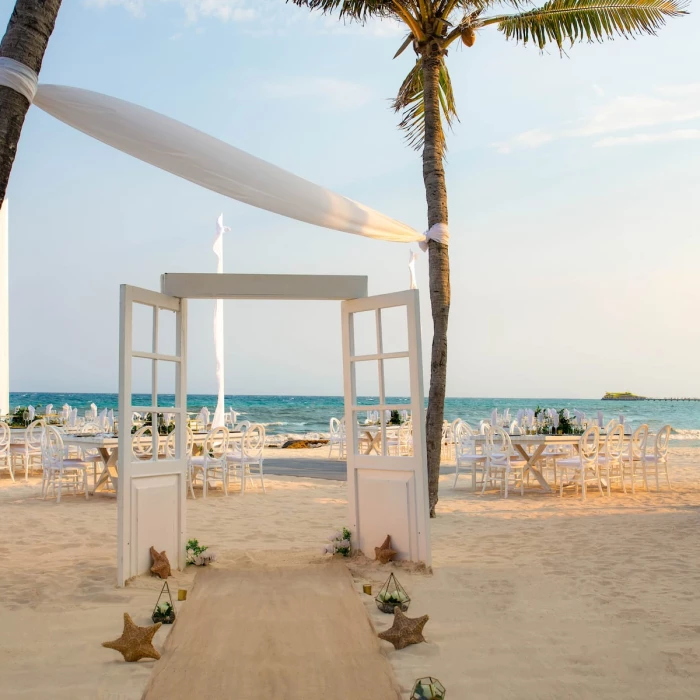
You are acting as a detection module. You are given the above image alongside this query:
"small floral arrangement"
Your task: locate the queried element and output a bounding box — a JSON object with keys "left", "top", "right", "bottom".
{"left": 411, "top": 677, "right": 446, "bottom": 699}
{"left": 321, "top": 528, "right": 352, "bottom": 557}
{"left": 152, "top": 601, "right": 176, "bottom": 624}
{"left": 186, "top": 538, "right": 217, "bottom": 566}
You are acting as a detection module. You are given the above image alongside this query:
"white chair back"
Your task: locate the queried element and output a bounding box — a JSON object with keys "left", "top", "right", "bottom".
{"left": 204, "top": 426, "right": 229, "bottom": 462}
{"left": 27, "top": 419, "right": 45, "bottom": 451}
{"left": 579, "top": 426, "right": 600, "bottom": 467}
{"left": 165, "top": 426, "right": 194, "bottom": 459}
{"left": 654, "top": 425, "right": 672, "bottom": 459}
{"left": 0, "top": 421, "right": 10, "bottom": 454}
{"left": 41, "top": 425, "right": 65, "bottom": 468}
{"left": 628, "top": 424, "right": 649, "bottom": 461}
{"left": 234, "top": 420, "right": 251, "bottom": 433}
{"left": 81, "top": 422, "right": 103, "bottom": 435}
{"left": 479, "top": 421, "right": 491, "bottom": 435}
{"left": 486, "top": 426, "right": 513, "bottom": 460}
{"left": 132, "top": 425, "right": 154, "bottom": 459}
{"left": 603, "top": 424, "right": 625, "bottom": 461}
{"left": 242, "top": 424, "right": 265, "bottom": 459}
{"left": 329, "top": 417, "right": 342, "bottom": 438}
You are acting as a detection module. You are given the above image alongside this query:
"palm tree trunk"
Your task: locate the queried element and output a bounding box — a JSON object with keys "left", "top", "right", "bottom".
{"left": 0, "top": 0, "right": 63, "bottom": 207}
{"left": 421, "top": 42, "right": 450, "bottom": 518}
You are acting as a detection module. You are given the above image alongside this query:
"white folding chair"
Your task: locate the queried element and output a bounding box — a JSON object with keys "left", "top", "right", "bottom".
{"left": 41, "top": 426, "right": 89, "bottom": 503}
{"left": 227, "top": 424, "right": 266, "bottom": 494}
{"left": 166, "top": 426, "right": 195, "bottom": 499}
{"left": 453, "top": 420, "right": 487, "bottom": 490}
{"left": 10, "top": 418, "right": 45, "bottom": 480}
{"left": 132, "top": 425, "right": 155, "bottom": 460}
{"left": 0, "top": 421, "right": 13, "bottom": 482}
{"left": 622, "top": 424, "right": 649, "bottom": 494}
{"left": 558, "top": 426, "right": 602, "bottom": 500}
{"left": 481, "top": 426, "right": 527, "bottom": 498}
{"left": 190, "top": 426, "right": 229, "bottom": 497}
{"left": 597, "top": 424, "right": 625, "bottom": 495}
{"left": 643, "top": 424, "right": 671, "bottom": 491}
{"left": 328, "top": 417, "right": 346, "bottom": 459}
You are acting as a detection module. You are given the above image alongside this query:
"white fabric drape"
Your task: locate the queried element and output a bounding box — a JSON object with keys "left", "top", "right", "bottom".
{"left": 212, "top": 214, "right": 229, "bottom": 429}
{"left": 32, "top": 85, "right": 426, "bottom": 245}
{"left": 408, "top": 250, "right": 418, "bottom": 290}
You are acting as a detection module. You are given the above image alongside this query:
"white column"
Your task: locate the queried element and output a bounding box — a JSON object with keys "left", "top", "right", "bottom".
{"left": 0, "top": 201, "right": 8, "bottom": 416}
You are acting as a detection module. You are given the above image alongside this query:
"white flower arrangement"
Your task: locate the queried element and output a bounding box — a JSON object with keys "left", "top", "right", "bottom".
{"left": 321, "top": 528, "right": 352, "bottom": 557}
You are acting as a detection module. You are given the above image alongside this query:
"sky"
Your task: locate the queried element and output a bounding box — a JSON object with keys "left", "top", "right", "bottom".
{"left": 3, "top": 0, "right": 700, "bottom": 399}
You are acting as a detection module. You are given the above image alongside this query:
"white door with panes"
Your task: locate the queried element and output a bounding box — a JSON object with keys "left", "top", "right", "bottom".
{"left": 118, "top": 285, "right": 188, "bottom": 585}
{"left": 341, "top": 289, "right": 431, "bottom": 565}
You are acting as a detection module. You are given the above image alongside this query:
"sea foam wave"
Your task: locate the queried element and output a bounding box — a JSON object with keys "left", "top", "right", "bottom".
{"left": 670, "top": 429, "right": 700, "bottom": 441}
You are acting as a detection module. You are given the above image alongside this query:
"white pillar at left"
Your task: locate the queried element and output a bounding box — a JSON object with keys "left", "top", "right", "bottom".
{"left": 0, "top": 201, "right": 9, "bottom": 416}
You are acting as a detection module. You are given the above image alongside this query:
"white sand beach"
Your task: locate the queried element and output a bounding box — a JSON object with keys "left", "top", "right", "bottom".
{"left": 1, "top": 446, "right": 699, "bottom": 699}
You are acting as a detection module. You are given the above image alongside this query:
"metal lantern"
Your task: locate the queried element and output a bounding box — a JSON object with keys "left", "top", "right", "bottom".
{"left": 411, "top": 677, "right": 446, "bottom": 700}
{"left": 151, "top": 580, "right": 176, "bottom": 624}
{"left": 375, "top": 572, "right": 410, "bottom": 614}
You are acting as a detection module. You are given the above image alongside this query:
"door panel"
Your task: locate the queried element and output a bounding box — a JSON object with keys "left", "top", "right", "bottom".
{"left": 118, "top": 285, "right": 188, "bottom": 585}
{"left": 341, "top": 290, "right": 431, "bottom": 565}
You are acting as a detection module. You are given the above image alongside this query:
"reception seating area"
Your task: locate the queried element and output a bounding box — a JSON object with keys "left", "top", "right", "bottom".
{"left": 0, "top": 407, "right": 268, "bottom": 503}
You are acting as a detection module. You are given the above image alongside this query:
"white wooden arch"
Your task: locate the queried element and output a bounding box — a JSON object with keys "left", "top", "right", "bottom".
{"left": 118, "top": 273, "right": 431, "bottom": 585}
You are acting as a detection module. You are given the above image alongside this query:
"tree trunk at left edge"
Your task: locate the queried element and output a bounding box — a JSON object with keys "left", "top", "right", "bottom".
{"left": 421, "top": 41, "right": 451, "bottom": 518}
{"left": 0, "top": 0, "right": 63, "bottom": 208}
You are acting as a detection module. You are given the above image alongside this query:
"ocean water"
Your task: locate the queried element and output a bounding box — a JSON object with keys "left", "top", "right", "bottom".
{"left": 9, "top": 393, "right": 700, "bottom": 444}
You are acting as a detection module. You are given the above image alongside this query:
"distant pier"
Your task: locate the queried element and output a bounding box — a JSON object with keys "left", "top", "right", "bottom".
{"left": 602, "top": 392, "right": 700, "bottom": 402}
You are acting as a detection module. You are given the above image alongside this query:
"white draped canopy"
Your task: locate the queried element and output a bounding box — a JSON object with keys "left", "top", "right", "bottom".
{"left": 30, "top": 84, "right": 425, "bottom": 244}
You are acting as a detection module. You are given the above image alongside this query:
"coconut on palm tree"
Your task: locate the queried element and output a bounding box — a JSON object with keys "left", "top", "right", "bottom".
{"left": 291, "top": 0, "right": 686, "bottom": 516}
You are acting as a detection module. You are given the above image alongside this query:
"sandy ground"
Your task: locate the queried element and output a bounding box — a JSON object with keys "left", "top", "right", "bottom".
{"left": 0, "top": 447, "right": 699, "bottom": 699}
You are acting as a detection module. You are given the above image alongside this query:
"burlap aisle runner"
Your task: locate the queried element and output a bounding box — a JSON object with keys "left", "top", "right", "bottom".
{"left": 142, "top": 563, "right": 401, "bottom": 699}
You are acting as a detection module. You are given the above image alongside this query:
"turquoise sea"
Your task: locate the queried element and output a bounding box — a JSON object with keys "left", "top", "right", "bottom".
{"left": 9, "top": 393, "right": 700, "bottom": 444}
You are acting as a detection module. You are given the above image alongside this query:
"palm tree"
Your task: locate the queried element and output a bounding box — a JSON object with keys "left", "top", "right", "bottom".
{"left": 0, "top": 0, "right": 63, "bottom": 207}
{"left": 291, "top": 0, "right": 686, "bottom": 516}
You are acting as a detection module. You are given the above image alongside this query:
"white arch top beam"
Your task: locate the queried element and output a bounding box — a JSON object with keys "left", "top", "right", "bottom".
{"left": 161, "top": 273, "right": 368, "bottom": 301}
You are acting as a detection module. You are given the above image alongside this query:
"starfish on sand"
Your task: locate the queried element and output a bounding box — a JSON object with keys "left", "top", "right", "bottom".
{"left": 377, "top": 608, "right": 429, "bottom": 650}
{"left": 374, "top": 535, "right": 397, "bottom": 564}
{"left": 150, "top": 546, "right": 172, "bottom": 578}
{"left": 102, "top": 613, "right": 162, "bottom": 662}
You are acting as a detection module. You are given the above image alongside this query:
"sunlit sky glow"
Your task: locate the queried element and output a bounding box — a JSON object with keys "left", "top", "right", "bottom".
{"left": 4, "top": 1, "right": 700, "bottom": 398}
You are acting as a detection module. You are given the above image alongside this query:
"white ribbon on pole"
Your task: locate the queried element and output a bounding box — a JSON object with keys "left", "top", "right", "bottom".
{"left": 0, "top": 57, "right": 38, "bottom": 102}
{"left": 212, "top": 214, "right": 230, "bottom": 429}
{"left": 419, "top": 223, "right": 449, "bottom": 252}
{"left": 408, "top": 250, "right": 418, "bottom": 290}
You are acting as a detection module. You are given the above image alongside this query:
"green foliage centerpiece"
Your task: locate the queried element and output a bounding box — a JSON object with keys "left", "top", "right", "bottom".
{"left": 151, "top": 580, "right": 176, "bottom": 624}
{"left": 411, "top": 677, "right": 446, "bottom": 699}
{"left": 376, "top": 572, "right": 411, "bottom": 614}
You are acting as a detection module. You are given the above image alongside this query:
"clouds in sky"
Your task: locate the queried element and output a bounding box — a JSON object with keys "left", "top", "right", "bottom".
{"left": 260, "top": 77, "right": 373, "bottom": 112}
{"left": 495, "top": 83, "right": 700, "bottom": 152}
{"left": 85, "top": 0, "right": 256, "bottom": 22}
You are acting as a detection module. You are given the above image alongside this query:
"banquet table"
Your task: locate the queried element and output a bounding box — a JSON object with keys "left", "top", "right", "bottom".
{"left": 65, "top": 430, "right": 242, "bottom": 494}
{"left": 469, "top": 433, "right": 632, "bottom": 493}
{"left": 358, "top": 425, "right": 402, "bottom": 455}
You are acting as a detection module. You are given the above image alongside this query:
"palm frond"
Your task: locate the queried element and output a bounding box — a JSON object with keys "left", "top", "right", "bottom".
{"left": 288, "top": 0, "right": 397, "bottom": 21}
{"left": 391, "top": 59, "right": 458, "bottom": 154}
{"left": 479, "top": 0, "right": 688, "bottom": 49}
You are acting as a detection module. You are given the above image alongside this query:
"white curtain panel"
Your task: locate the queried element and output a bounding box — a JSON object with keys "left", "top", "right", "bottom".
{"left": 33, "top": 85, "right": 423, "bottom": 244}
{"left": 211, "top": 215, "right": 229, "bottom": 429}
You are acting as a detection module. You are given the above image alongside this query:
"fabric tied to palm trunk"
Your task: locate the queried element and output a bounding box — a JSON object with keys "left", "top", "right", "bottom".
{"left": 0, "top": 57, "right": 38, "bottom": 102}
{"left": 419, "top": 223, "right": 449, "bottom": 252}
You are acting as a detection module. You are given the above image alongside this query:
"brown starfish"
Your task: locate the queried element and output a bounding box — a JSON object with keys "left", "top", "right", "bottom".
{"left": 378, "top": 607, "right": 429, "bottom": 650}
{"left": 150, "top": 546, "right": 171, "bottom": 578}
{"left": 374, "top": 535, "right": 397, "bottom": 564}
{"left": 102, "top": 613, "right": 162, "bottom": 662}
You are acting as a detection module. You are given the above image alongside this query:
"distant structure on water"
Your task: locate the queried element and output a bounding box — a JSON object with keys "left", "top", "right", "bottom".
{"left": 602, "top": 392, "right": 700, "bottom": 402}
